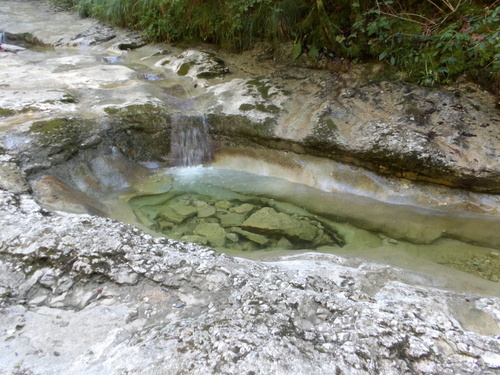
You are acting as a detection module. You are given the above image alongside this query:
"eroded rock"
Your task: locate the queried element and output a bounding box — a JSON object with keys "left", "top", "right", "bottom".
{"left": 0, "top": 190, "right": 499, "bottom": 375}
{"left": 156, "top": 49, "right": 229, "bottom": 79}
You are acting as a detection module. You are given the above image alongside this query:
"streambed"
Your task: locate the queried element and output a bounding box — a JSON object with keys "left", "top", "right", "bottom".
{"left": 100, "top": 165, "right": 500, "bottom": 284}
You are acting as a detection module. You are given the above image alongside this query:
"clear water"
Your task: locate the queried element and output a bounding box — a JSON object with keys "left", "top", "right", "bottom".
{"left": 104, "top": 166, "right": 500, "bottom": 287}
{"left": 170, "top": 115, "right": 213, "bottom": 166}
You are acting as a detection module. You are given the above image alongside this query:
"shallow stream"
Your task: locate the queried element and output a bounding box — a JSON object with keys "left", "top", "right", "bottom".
{"left": 101, "top": 165, "right": 500, "bottom": 285}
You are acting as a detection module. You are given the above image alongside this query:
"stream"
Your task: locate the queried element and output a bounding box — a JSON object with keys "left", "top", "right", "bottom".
{"left": 99, "top": 163, "right": 500, "bottom": 286}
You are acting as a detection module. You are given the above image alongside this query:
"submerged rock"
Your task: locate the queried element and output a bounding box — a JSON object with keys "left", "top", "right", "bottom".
{"left": 129, "top": 192, "right": 344, "bottom": 251}
{"left": 243, "top": 207, "right": 319, "bottom": 242}
{"left": 0, "top": 3, "right": 499, "bottom": 372}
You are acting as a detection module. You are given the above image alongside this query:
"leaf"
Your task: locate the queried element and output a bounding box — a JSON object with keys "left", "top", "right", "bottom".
{"left": 390, "top": 56, "right": 396, "bottom": 65}
{"left": 292, "top": 42, "right": 302, "bottom": 59}
{"left": 379, "top": 51, "right": 388, "bottom": 60}
{"left": 309, "top": 44, "right": 319, "bottom": 62}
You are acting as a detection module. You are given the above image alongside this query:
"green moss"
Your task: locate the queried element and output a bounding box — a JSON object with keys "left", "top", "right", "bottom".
{"left": 30, "top": 118, "right": 74, "bottom": 133}
{"left": 0, "top": 108, "right": 15, "bottom": 117}
{"left": 247, "top": 79, "right": 274, "bottom": 99}
{"left": 324, "top": 119, "right": 337, "bottom": 132}
{"left": 177, "top": 62, "right": 193, "bottom": 76}
{"left": 255, "top": 103, "right": 280, "bottom": 113}
{"left": 239, "top": 103, "right": 255, "bottom": 111}
{"left": 104, "top": 104, "right": 169, "bottom": 133}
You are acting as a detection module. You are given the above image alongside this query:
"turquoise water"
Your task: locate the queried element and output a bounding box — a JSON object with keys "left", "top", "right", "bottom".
{"left": 104, "top": 166, "right": 500, "bottom": 285}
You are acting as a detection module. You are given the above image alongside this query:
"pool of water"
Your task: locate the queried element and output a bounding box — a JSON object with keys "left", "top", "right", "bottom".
{"left": 102, "top": 165, "right": 500, "bottom": 284}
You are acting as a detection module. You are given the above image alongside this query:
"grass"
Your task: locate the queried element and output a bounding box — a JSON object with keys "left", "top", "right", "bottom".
{"left": 53, "top": 0, "right": 499, "bottom": 92}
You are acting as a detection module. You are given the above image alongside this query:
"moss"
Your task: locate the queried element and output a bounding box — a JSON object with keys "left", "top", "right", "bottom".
{"left": 304, "top": 113, "right": 339, "bottom": 149}
{"left": 247, "top": 79, "right": 274, "bottom": 99}
{"left": 177, "top": 62, "right": 193, "bottom": 76}
{"left": 30, "top": 118, "right": 74, "bottom": 134}
{"left": 255, "top": 103, "right": 280, "bottom": 114}
{"left": 324, "top": 119, "right": 337, "bottom": 132}
{"left": 104, "top": 104, "right": 169, "bottom": 132}
{"left": 0, "top": 108, "right": 15, "bottom": 117}
{"left": 239, "top": 103, "right": 255, "bottom": 111}
{"left": 207, "top": 113, "right": 276, "bottom": 140}
{"left": 104, "top": 104, "right": 172, "bottom": 161}
{"left": 28, "top": 118, "right": 95, "bottom": 165}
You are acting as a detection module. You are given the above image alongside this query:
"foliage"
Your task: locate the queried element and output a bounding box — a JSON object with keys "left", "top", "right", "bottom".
{"left": 350, "top": 1, "right": 499, "bottom": 86}
{"left": 56, "top": 0, "right": 499, "bottom": 89}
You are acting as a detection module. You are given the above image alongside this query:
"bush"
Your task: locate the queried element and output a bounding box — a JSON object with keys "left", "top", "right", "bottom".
{"left": 59, "top": 0, "right": 499, "bottom": 89}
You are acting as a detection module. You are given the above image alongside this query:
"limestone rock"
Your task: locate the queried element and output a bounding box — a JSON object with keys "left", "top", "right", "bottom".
{"left": 0, "top": 190, "right": 499, "bottom": 375}
{"left": 197, "top": 205, "right": 216, "bottom": 218}
{"left": 157, "top": 50, "right": 229, "bottom": 79}
{"left": 217, "top": 211, "right": 246, "bottom": 227}
{"left": 181, "top": 234, "right": 208, "bottom": 245}
{"left": 231, "top": 227, "right": 270, "bottom": 246}
{"left": 194, "top": 222, "right": 227, "bottom": 247}
{"left": 276, "top": 236, "right": 294, "bottom": 250}
{"left": 230, "top": 203, "right": 255, "bottom": 214}
{"left": 158, "top": 199, "right": 198, "bottom": 224}
{"left": 0, "top": 158, "right": 30, "bottom": 193}
{"left": 242, "top": 207, "right": 318, "bottom": 242}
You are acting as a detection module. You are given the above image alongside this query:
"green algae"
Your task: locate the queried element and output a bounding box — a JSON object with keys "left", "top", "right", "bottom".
{"left": 0, "top": 108, "right": 16, "bottom": 117}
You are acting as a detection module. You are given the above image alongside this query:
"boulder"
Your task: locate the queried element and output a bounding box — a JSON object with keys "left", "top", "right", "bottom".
{"left": 194, "top": 222, "right": 227, "bottom": 247}
{"left": 242, "top": 207, "right": 318, "bottom": 242}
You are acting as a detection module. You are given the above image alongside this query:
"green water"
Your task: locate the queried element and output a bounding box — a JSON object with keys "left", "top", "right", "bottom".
{"left": 107, "top": 166, "right": 500, "bottom": 285}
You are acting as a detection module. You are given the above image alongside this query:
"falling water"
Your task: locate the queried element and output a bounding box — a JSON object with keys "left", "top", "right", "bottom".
{"left": 0, "top": 31, "right": 6, "bottom": 45}
{"left": 170, "top": 114, "right": 213, "bottom": 166}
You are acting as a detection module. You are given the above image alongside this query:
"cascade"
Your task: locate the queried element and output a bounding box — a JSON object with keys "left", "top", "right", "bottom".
{"left": 0, "top": 31, "right": 5, "bottom": 44}
{"left": 170, "top": 114, "right": 213, "bottom": 166}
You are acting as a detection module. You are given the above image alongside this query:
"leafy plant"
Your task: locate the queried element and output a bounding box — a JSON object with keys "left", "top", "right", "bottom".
{"left": 54, "top": 0, "right": 499, "bottom": 91}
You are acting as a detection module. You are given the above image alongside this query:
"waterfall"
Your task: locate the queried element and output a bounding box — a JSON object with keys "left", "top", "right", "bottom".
{"left": 171, "top": 114, "right": 213, "bottom": 166}
{"left": 0, "top": 32, "right": 6, "bottom": 45}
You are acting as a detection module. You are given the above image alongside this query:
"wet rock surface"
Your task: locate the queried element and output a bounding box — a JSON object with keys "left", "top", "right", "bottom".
{"left": 1, "top": 190, "right": 500, "bottom": 375}
{"left": 1, "top": 0, "right": 499, "bottom": 194}
{"left": 303, "top": 81, "right": 500, "bottom": 192}
{"left": 157, "top": 49, "right": 230, "bottom": 79}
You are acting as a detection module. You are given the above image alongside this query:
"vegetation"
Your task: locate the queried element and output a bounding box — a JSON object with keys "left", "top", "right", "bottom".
{"left": 54, "top": 0, "right": 499, "bottom": 89}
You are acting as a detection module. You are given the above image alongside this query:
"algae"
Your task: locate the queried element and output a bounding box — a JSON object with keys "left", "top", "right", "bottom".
{"left": 177, "top": 62, "right": 193, "bottom": 76}
{"left": 0, "top": 108, "right": 15, "bottom": 117}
